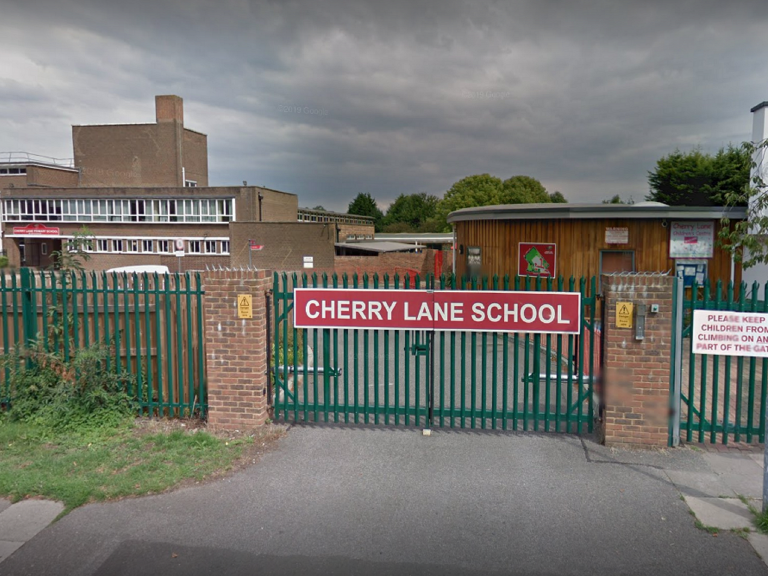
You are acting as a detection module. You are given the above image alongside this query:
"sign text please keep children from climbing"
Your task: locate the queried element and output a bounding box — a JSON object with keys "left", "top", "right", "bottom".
{"left": 293, "top": 289, "right": 581, "bottom": 334}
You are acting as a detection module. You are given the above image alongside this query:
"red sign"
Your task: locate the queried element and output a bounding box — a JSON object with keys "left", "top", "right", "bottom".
{"left": 518, "top": 242, "right": 556, "bottom": 277}
{"left": 293, "top": 289, "right": 581, "bottom": 334}
{"left": 12, "top": 224, "right": 60, "bottom": 236}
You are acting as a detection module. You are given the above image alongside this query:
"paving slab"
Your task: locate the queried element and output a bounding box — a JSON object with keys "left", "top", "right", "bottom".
{"left": 665, "top": 469, "right": 736, "bottom": 498}
{"left": 0, "top": 541, "right": 23, "bottom": 564}
{"left": 719, "top": 471, "right": 764, "bottom": 500}
{"left": 703, "top": 452, "right": 763, "bottom": 476}
{"left": 0, "top": 500, "right": 11, "bottom": 515}
{"left": 0, "top": 500, "right": 64, "bottom": 542}
{"left": 749, "top": 532, "right": 768, "bottom": 564}
{"left": 751, "top": 453, "right": 765, "bottom": 467}
{"left": 684, "top": 496, "right": 754, "bottom": 530}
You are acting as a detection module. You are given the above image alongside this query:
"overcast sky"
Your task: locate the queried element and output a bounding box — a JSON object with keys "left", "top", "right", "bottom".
{"left": 1, "top": 0, "right": 766, "bottom": 211}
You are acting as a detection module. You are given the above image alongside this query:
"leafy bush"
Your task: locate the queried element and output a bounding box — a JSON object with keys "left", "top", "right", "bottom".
{"left": 1, "top": 345, "right": 136, "bottom": 431}
{"left": 0, "top": 256, "right": 8, "bottom": 268}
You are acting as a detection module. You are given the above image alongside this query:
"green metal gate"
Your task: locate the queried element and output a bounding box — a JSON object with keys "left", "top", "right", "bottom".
{"left": 677, "top": 279, "right": 768, "bottom": 445}
{"left": 272, "top": 272, "right": 600, "bottom": 432}
{"left": 0, "top": 268, "right": 206, "bottom": 416}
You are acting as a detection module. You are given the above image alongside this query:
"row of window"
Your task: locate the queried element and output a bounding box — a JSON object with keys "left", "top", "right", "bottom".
{"left": 0, "top": 167, "right": 27, "bottom": 175}
{"left": 72, "top": 238, "right": 230, "bottom": 255}
{"left": 297, "top": 209, "right": 374, "bottom": 226}
{"left": 3, "top": 198, "right": 234, "bottom": 223}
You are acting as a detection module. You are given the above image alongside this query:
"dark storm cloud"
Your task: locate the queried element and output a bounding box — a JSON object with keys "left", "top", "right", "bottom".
{"left": 1, "top": 0, "right": 767, "bottom": 209}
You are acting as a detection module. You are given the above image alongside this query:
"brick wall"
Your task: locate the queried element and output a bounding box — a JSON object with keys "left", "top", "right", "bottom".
{"left": 229, "top": 222, "right": 335, "bottom": 270}
{"left": 182, "top": 129, "right": 208, "bottom": 186}
{"left": 600, "top": 273, "right": 674, "bottom": 448}
{"left": 26, "top": 166, "right": 79, "bottom": 187}
{"left": 203, "top": 269, "right": 272, "bottom": 430}
{"left": 333, "top": 250, "right": 436, "bottom": 278}
{"left": 336, "top": 223, "right": 375, "bottom": 242}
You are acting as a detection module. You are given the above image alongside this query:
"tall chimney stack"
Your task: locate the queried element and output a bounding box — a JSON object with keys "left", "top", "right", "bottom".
{"left": 155, "top": 95, "right": 184, "bottom": 124}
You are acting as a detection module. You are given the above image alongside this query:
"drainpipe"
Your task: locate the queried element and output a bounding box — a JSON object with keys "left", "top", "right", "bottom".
{"left": 258, "top": 192, "right": 263, "bottom": 222}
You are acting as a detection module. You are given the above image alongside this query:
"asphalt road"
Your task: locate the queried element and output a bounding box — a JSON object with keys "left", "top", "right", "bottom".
{"left": 1, "top": 426, "right": 765, "bottom": 576}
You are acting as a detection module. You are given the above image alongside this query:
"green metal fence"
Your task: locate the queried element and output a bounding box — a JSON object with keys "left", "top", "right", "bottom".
{"left": 680, "top": 280, "right": 768, "bottom": 444}
{"left": 0, "top": 268, "right": 206, "bottom": 416}
{"left": 272, "top": 272, "right": 600, "bottom": 433}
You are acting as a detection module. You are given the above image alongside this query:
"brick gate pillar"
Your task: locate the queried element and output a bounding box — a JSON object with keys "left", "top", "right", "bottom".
{"left": 600, "top": 273, "right": 674, "bottom": 448}
{"left": 203, "top": 269, "right": 273, "bottom": 430}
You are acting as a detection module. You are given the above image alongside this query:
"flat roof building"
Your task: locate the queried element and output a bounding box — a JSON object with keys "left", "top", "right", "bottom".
{"left": 448, "top": 202, "right": 747, "bottom": 285}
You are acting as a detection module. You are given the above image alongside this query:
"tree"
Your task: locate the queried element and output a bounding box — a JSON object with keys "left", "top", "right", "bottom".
{"left": 647, "top": 145, "right": 750, "bottom": 206}
{"left": 720, "top": 140, "right": 768, "bottom": 269}
{"left": 435, "top": 174, "right": 503, "bottom": 231}
{"left": 51, "top": 227, "right": 94, "bottom": 271}
{"left": 347, "top": 193, "right": 384, "bottom": 231}
{"left": 602, "top": 194, "right": 634, "bottom": 205}
{"left": 501, "top": 175, "right": 550, "bottom": 204}
{"left": 549, "top": 191, "right": 567, "bottom": 203}
{"left": 311, "top": 205, "right": 326, "bottom": 211}
{"left": 382, "top": 193, "right": 439, "bottom": 232}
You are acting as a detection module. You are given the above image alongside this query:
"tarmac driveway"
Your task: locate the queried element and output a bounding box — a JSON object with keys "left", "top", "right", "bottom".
{"left": 1, "top": 426, "right": 765, "bottom": 576}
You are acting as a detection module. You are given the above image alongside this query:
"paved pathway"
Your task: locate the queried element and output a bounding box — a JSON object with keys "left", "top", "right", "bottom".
{"left": 0, "top": 427, "right": 766, "bottom": 575}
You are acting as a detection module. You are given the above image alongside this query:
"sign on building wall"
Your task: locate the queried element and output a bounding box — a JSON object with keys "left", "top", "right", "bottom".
{"left": 11, "top": 224, "right": 60, "bottom": 236}
{"left": 174, "top": 238, "right": 185, "bottom": 257}
{"left": 518, "top": 243, "right": 556, "bottom": 278}
{"left": 605, "top": 227, "right": 629, "bottom": 244}
{"left": 303, "top": 256, "right": 314, "bottom": 269}
{"left": 669, "top": 221, "right": 714, "bottom": 258}
{"left": 692, "top": 310, "right": 768, "bottom": 358}
{"left": 293, "top": 288, "right": 581, "bottom": 334}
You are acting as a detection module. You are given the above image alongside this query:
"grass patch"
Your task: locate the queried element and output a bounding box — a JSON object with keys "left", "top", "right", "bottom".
{"left": 0, "top": 418, "right": 285, "bottom": 513}
{"left": 694, "top": 519, "right": 720, "bottom": 535}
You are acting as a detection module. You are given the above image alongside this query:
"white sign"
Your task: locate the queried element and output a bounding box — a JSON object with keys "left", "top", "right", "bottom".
{"left": 692, "top": 310, "right": 768, "bottom": 357}
{"left": 175, "top": 238, "right": 185, "bottom": 257}
{"left": 303, "top": 256, "right": 314, "bottom": 269}
{"left": 605, "top": 227, "right": 629, "bottom": 244}
{"left": 669, "top": 221, "right": 714, "bottom": 258}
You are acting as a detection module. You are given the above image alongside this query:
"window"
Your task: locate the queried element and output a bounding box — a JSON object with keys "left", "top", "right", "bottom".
{"left": 112, "top": 240, "right": 123, "bottom": 252}
{"left": 97, "top": 239, "right": 109, "bottom": 252}
{"left": 157, "top": 240, "right": 170, "bottom": 254}
{"left": 126, "top": 240, "right": 139, "bottom": 253}
{"left": 41, "top": 243, "right": 48, "bottom": 256}
{"left": 204, "top": 240, "right": 217, "bottom": 254}
{"left": 2, "top": 198, "right": 235, "bottom": 224}
{"left": 142, "top": 240, "right": 153, "bottom": 253}
{"left": 221, "top": 240, "right": 230, "bottom": 254}
{"left": 188, "top": 240, "right": 201, "bottom": 254}
{"left": 185, "top": 180, "right": 197, "bottom": 187}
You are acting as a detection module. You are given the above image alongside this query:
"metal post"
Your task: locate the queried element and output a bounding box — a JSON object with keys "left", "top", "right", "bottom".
{"left": 427, "top": 330, "right": 435, "bottom": 430}
{"left": 672, "top": 276, "right": 683, "bottom": 447}
{"left": 249, "top": 241, "right": 252, "bottom": 268}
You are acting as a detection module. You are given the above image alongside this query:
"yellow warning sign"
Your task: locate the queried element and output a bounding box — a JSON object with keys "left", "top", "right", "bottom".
{"left": 616, "top": 301, "right": 633, "bottom": 329}
{"left": 238, "top": 294, "right": 252, "bottom": 319}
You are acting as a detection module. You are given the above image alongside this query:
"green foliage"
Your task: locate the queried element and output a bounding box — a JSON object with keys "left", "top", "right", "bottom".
{"left": 382, "top": 192, "right": 440, "bottom": 232}
{"left": 0, "top": 419, "right": 264, "bottom": 510}
{"left": 347, "top": 193, "right": 384, "bottom": 231}
{"left": 1, "top": 345, "right": 136, "bottom": 432}
{"left": 435, "top": 174, "right": 504, "bottom": 231}
{"left": 549, "top": 191, "right": 568, "bottom": 203}
{"left": 435, "top": 174, "right": 558, "bottom": 231}
{"left": 719, "top": 140, "right": 768, "bottom": 269}
{"left": 647, "top": 144, "right": 750, "bottom": 206}
{"left": 602, "top": 194, "right": 634, "bottom": 204}
{"left": 501, "top": 175, "right": 551, "bottom": 204}
{"left": 50, "top": 227, "right": 95, "bottom": 271}
{"left": 0, "top": 256, "right": 8, "bottom": 268}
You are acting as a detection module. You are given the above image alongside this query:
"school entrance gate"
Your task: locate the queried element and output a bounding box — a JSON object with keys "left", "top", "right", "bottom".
{"left": 272, "top": 273, "right": 600, "bottom": 433}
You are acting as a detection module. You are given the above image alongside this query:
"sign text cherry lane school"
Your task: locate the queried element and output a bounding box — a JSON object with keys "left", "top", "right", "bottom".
{"left": 293, "top": 289, "right": 581, "bottom": 334}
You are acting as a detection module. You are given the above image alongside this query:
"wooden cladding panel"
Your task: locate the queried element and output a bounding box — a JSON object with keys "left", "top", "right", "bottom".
{"left": 456, "top": 218, "right": 739, "bottom": 284}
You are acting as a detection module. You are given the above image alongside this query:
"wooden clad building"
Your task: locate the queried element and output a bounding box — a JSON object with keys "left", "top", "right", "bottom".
{"left": 447, "top": 202, "right": 747, "bottom": 285}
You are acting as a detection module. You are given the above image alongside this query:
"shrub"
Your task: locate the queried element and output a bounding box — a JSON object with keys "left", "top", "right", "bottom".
{"left": 1, "top": 344, "right": 136, "bottom": 431}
